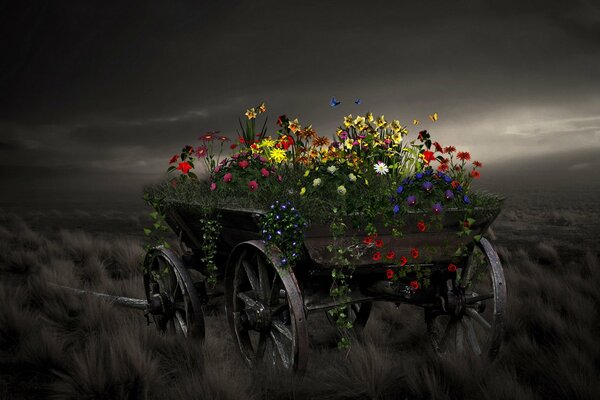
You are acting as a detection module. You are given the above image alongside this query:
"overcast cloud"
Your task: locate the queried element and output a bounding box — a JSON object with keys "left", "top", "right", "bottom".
{"left": 1, "top": 0, "right": 599, "bottom": 204}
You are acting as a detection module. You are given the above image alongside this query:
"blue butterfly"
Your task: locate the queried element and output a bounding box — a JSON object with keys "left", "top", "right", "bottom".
{"left": 354, "top": 98, "right": 361, "bottom": 105}
{"left": 330, "top": 97, "right": 341, "bottom": 107}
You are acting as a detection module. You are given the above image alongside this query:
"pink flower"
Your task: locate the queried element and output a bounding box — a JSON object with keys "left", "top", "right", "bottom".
{"left": 260, "top": 168, "right": 270, "bottom": 177}
{"left": 196, "top": 145, "right": 208, "bottom": 158}
{"left": 277, "top": 175, "right": 283, "bottom": 182}
{"left": 238, "top": 160, "right": 249, "bottom": 169}
{"left": 248, "top": 180, "right": 259, "bottom": 191}
{"left": 223, "top": 173, "right": 233, "bottom": 183}
{"left": 210, "top": 182, "right": 217, "bottom": 191}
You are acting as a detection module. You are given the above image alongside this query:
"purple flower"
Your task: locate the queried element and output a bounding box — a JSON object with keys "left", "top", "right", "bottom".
{"left": 432, "top": 203, "right": 443, "bottom": 214}
{"left": 463, "top": 195, "right": 470, "bottom": 204}
{"left": 407, "top": 195, "right": 417, "bottom": 207}
{"left": 396, "top": 185, "right": 404, "bottom": 194}
{"left": 393, "top": 204, "right": 400, "bottom": 214}
{"left": 339, "top": 131, "right": 348, "bottom": 140}
{"left": 422, "top": 181, "right": 434, "bottom": 192}
{"left": 444, "top": 189, "right": 454, "bottom": 200}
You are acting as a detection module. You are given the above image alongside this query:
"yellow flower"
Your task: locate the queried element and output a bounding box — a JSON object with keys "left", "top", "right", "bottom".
{"left": 391, "top": 132, "right": 402, "bottom": 144}
{"left": 260, "top": 137, "right": 275, "bottom": 148}
{"left": 245, "top": 108, "right": 257, "bottom": 119}
{"left": 344, "top": 115, "right": 354, "bottom": 128}
{"left": 300, "top": 187, "right": 306, "bottom": 195}
{"left": 353, "top": 115, "right": 365, "bottom": 126}
{"left": 270, "top": 148, "right": 287, "bottom": 163}
{"left": 304, "top": 170, "right": 310, "bottom": 177}
{"left": 391, "top": 120, "right": 402, "bottom": 133}
{"left": 258, "top": 103, "right": 266, "bottom": 113}
{"left": 344, "top": 138, "right": 354, "bottom": 150}
{"left": 365, "top": 112, "right": 374, "bottom": 122}
{"left": 376, "top": 115, "right": 386, "bottom": 129}
{"left": 288, "top": 118, "right": 301, "bottom": 133}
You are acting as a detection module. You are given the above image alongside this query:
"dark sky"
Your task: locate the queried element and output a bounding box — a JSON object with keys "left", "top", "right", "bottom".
{"left": 2, "top": 0, "right": 599, "bottom": 205}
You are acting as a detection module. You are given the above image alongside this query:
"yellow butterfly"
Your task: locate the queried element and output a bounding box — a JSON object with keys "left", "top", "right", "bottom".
{"left": 428, "top": 112, "right": 438, "bottom": 122}
{"left": 413, "top": 119, "right": 420, "bottom": 125}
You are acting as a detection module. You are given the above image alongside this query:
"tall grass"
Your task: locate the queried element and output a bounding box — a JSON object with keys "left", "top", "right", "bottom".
{"left": 1, "top": 210, "right": 599, "bottom": 399}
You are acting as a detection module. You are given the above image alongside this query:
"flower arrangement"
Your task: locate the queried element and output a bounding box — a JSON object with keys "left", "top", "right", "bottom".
{"left": 144, "top": 103, "right": 502, "bottom": 348}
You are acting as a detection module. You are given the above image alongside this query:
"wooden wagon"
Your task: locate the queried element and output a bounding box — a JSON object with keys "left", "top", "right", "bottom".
{"left": 141, "top": 201, "right": 506, "bottom": 375}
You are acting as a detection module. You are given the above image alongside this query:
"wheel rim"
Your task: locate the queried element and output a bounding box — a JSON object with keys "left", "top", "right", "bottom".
{"left": 226, "top": 244, "right": 308, "bottom": 375}
{"left": 426, "top": 237, "right": 506, "bottom": 360}
{"left": 143, "top": 247, "right": 205, "bottom": 339}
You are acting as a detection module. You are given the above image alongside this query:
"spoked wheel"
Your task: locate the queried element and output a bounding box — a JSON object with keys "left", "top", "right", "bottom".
{"left": 325, "top": 302, "right": 372, "bottom": 334}
{"left": 143, "top": 247, "right": 205, "bottom": 339}
{"left": 426, "top": 237, "right": 506, "bottom": 360}
{"left": 225, "top": 241, "right": 308, "bottom": 375}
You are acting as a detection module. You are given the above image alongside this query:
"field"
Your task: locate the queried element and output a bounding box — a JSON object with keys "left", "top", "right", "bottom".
{"left": 1, "top": 189, "right": 599, "bottom": 400}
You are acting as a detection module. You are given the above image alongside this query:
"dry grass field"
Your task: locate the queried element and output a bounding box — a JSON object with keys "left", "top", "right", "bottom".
{"left": 1, "top": 192, "right": 599, "bottom": 399}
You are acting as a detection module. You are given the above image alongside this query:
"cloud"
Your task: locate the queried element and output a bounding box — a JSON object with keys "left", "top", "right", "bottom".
{"left": 504, "top": 115, "right": 600, "bottom": 138}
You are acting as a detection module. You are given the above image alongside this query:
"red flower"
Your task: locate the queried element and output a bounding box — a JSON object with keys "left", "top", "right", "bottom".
{"left": 248, "top": 180, "right": 259, "bottom": 191}
{"left": 400, "top": 256, "right": 408, "bottom": 266}
{"left": 238, "top": 160, "right": 250, "bottom": 169}
{"left": 422, "top": 150, "right": 435, "bottom": 164}
{"left": 176, "top": 162, "right": 192, "bottom": 175}
{"left": 230, "top": 144, "right": 238, "bottom": 150}
{"left": 410, "top": 248, "right": 419, "bottom": 259}
{"left": 448, "top": 263, "right": 458, "bottom": 272}
{"left": 277, "top": 135, "right": 295, "bottom": 150}
{"left": 409, "top": 280, "right": 419, "bottom": 290}
{"left": 170, "top": 178, "right": 178, "bottom": 188}
{"left": 386, "top": 269, "right": 395, "bottom": 279}
{"left": 470, "top": 170, "right": 481, "bottom": 179}
{"left": 444, "top": 146, "right": 456, "bottom": 154}
{"left": 223, "top": 173, "right": 233, "bottom": 183}
{"left": 417, "top": 221, "right": 426, "bottom": 232}
{"left": 437, "top": 164, "right": 449, "bottom": 172}
{"left": 433, "top": 141, "right": 443, "bottom": 153}
{"left": 169, "top": 154, "right": 178, "bottom": 164}
{"left": 363, "top": 236, "right": 373, "bottom": 245}
{"left": 196, "top": 146, "right": 208, "bottom": 158}
{"left": 218, "top": 136, "right": 229, "bottom": 142}
{"left": 260, "top": 168, "right": 270, "bottom": 177}
{"left": 386, "top": 251, "right": 395, "bottom": 260}
{"left": 473, "top": 160, "right": 483, "bottom": 168}
{"left": 199, "top": 133, "right": 216, "bottom": 141}
{"left": 372, "top": 252, "right": 382, "bottom": 261}
{"left": 375, "top": 239, "right": 384, "bottom": 248}
{"left": 451, "top": 180, "right": 460, "bottom": 189}
{"left": 463, "top": 220, "right": 471, "bottom": 228}
{"left": 457, "top": 151, "right": 471, "bottom": 161}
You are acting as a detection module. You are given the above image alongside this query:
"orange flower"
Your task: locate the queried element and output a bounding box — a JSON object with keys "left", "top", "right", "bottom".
{"left": 470, "top": 170, "right": 481, "bottom": 179}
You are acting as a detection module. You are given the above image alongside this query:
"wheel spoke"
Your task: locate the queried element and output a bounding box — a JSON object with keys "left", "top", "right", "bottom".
{"left": 256, "top": 253, "right": 271, "bottom": 302}
{"left": 237, "top": 291, "right": 260, "bottom": 308}
{"left": 466, "top": 308, "right": 492, "bottom": 331}
{"left": 455, "top": 320, "right": 464, "bottom": 353}
{"left": 270, "top": 330, "right": 291, "bottom": 369}
{"left": 465, "top": 293, "right": 494, "bottom": 304}
{"left": 272, "top": 320, "right": 293, "bottom": 341}
{"left": 255, "top": 331, "right": 268, "bottom": 360}
{"left": 462, "top": 318, "right": 482, "bottom": 355}
{"left": 242, "top": 260, "right": 259, "bottom": 292}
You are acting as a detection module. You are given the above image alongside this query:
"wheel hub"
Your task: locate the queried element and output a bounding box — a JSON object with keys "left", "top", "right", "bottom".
{"left": 242, "top": 302, "right": 272, "bottom": 332}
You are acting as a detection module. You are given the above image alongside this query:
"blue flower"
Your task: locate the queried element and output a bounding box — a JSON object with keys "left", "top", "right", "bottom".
{"left": 393, "top": 204, "right": 400, "bottom": 214}
{"left": 402, "top": 178, "right": 410, "bottom": 185}
{"left": 432, "top": 203, "right": 443, "bottom": 214}
{"left": 407, "top": 195, "right": 417, "bottom": 207}
{"left": 463, "top": 195, "right": 470, "bottom": 204}
{"left": 396, "top": 185, "right": 404, "bottom": 194}
{"left": 444, "top": 189, "right": 454, "bottom": 200}
{"left": 444, "top": 175, "right": 452, "bottom": 183}
{"left": 456, "top": 185, "right": 463, "bottom": 192}
{"left": 422, "top": 182, "right": 434, "bottom": 192}
{"left": 415, "top": 173, "right": 424, "bottom": 180}
{"left": 425, "top": 169, "right": 432, "bottom": 175}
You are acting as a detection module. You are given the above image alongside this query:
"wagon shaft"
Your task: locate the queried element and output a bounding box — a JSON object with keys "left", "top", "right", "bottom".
{"left": 49, "top": 283, "right": 149, "bottom": 311}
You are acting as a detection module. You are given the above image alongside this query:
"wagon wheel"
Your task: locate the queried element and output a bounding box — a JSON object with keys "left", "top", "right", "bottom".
{"left": 143, "top": 247, "right": 205, "bottom": 339}
{"left": 225, "top": 242, "right": 308, "bottom": 375}
{"left": 325, "top": 302, "right": 372, "bottom": 334}
{"left": 426, "top": 237, "right": 506, "bottom": 360}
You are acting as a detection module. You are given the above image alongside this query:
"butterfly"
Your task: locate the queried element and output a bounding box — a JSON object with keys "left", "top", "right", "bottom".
{"left": 428, "top": 112, "right": 438, "bottom": 122}
{"left": 413, "top": 119, "right": 420, "bottom": 125}
{"left": 354, "top": 98, "right": 361, "bottom": 105}
{"left": 330, "top": 97, "right": 341, "bottom": 107}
